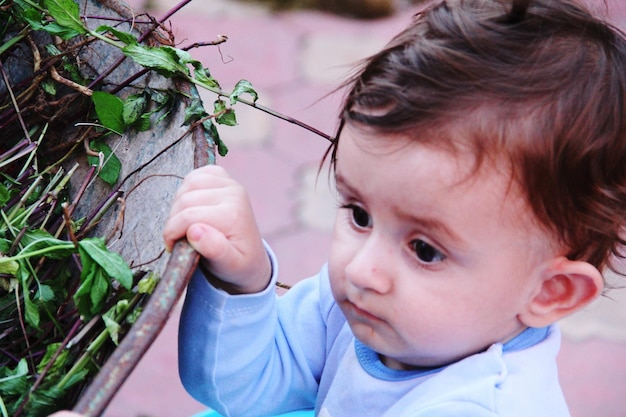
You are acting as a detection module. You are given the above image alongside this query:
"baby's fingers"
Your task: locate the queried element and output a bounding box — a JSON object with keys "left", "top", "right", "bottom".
{"left": 163, "top": 204, "right": 215, "bottom": 251}
{"left": 185, "top": 223, "right": 231, "bottom": 263}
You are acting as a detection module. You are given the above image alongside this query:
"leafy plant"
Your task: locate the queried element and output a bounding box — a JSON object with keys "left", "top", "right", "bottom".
{"left": 0, "top": 0, "right": 332, "bottom": 415}
{"left": 0, "top": 139, "right": 158, "bottom": 416}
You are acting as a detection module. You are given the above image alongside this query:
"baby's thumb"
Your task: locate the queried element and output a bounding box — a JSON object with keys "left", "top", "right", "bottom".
{"left": 186, "top": 223, "right": 233, "bottom": 264}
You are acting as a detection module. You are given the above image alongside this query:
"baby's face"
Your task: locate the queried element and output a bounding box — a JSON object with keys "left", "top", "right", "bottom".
{"left": 328, "top": 124, "right": 558, "bottom": 369}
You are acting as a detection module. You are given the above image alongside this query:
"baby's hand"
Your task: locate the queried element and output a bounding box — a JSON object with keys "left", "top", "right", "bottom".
{"left": 163, "top": 165, "right": 271, "bottom": 294}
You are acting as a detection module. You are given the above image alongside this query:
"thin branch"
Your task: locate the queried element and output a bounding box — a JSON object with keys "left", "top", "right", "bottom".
{"left": 50, "top": 66, "right": 93, "bottom": 96}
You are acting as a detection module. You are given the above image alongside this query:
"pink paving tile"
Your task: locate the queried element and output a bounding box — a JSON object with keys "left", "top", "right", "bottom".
{"left": 558, "top": 338, "right": 626, "bottom": 417}
{"left": 166, "top": 14, "right": 303, "bottom": 90}
{"left": 268, "top": 228, "right": 333, "bottom": 288}
{"left": 269, "top": 84, "right": 343, "bottom": 142}
{"left": 216, "top": 147, "right": 300, "bottom": 236}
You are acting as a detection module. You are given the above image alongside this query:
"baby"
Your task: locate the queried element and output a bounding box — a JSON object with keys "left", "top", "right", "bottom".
{"left": 164, "top": 0, "right": 626, "bottom": 415}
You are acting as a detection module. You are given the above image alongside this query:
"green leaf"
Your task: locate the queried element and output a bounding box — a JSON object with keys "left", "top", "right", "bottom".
{"left": 74, "top": 261, "right": 110, "bottom": 317}
{"left": 0, "top": 183, "right": 9, "bottom": 205}
{"left": 43, "top": 0, "right": 87, "bottom": 34}
{"left": 134, "top": 114, "right": 152, "bottom": 131}
{"left": 92, "top": 91, "right": 125, "bottom": 133}
{"left": 0, "top": 32, "right": 24, "bottom": 58}
{"left": 137, "top": 271, "right": 158, "bottom": 294}
{"left": 202, "top": 119, "right": 228, "bottom": 157}
{"left": 74, "top": 261, "right": 96, "bottom": 317}
{"left": 229, "top": 79, "right": 258, "bottom": 104}
{"left": 122, "top": 44, "right": 190, "bottom": 78}
{"left": 57, "top": 368, "right": 89, "bottom": 390}
{"left": 27, "top": 385, "right": 68, "bottom": 416}
{"left": 50, "top": 22, "right": 82, "bottom": 39}
{"left": 96, "top": 25, "right": 138, "bottom": 45}
{"left": 183, "top": 98, "right": 208, "bottom": 125}
{"left": 192, "top": 62, "right": 220, "bottom": 89}
{"left": 0, "top": 256, "right": 19, "bottom": 276}
{"left": 78, "top": 238, "right": 133, "bottom": 290}
{"left": 90, "top": 268, "right": 109, "bottom": 312}
{"left": 63, "top": 60, "right": 86, "bottom": 85}
{"left": 36, "top": 343, "right": 68, "bottom": 374}
{"left": 0, "top": 359, "right": 29, "bottom": 395}
{"left": 122, "top": 93, "right": 149, "bottom": 126}
{"left": 41, "top": 79, "right": 57, "bottom": 95}
{"left": 182, "top": 99, "right": 229, "bottom": 156}
{"left": 75, "top": 238, "right": 132, "bottom": 317}
{"left": 0, "top": 239, "right": 10, "bottom": 253}
{"left": 45, "top": 44, "right": 63, "bottom": 56}
{"left": 126, "top": 307, "right": 143, "bottom": 324}
{"left": 149, "top": 88, "right": 172, "bottom": 106}
{"left": 22, "top": 281, "right": 40, "bottom": 329}
{"left": 87, "top": 141, "right": 122, "bottom": 185}
{"left": 102, "top": 310, "right": 121, "bottom": 345}
{"left": 214, "top": 99, "right": 237, "bottom": 126}
{"left": 23, "top": 7, "right": 80, "bottom": 39}
{"left": 18, "top": 230, "right": 75, "bottom": 260}
{"left": 36, "top": 284, "right": 55, "bottom": 303}
{"left": 147, "top": 89, "right": 175, "bottom": 125}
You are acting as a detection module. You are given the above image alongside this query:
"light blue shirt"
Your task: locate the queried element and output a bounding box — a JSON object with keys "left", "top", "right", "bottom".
{"left": 178, "top": 247, "right": 571, "bottom": 417}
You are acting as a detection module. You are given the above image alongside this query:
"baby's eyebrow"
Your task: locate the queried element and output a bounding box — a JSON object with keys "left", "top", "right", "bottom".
{"left": 333, "top": 173, "right": 361, "bottom": 200}
{"left": 400, "top": 212, "right": 466, "bottom": 249}
{"left": 336, "top": 173, "right": 466, "bottom": 248}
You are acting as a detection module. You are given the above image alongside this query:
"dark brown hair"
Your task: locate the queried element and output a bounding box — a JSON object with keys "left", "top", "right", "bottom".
{"left": 330, "top": 0, "right": 626, "bottom": 276}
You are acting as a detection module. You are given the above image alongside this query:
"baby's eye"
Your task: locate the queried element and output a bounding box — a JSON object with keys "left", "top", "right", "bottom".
{"left": 343, "top": 204, "right": 372, "bottom": 228}
{"left": 410, "top": 239, "right": 446, "bottom": 263}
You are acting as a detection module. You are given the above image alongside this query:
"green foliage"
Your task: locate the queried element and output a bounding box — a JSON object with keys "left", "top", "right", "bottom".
{"left": 43, "top": 0, "right": 87, "bottom": 35}
{"left": 95, "top": 25, "right": 138, "bottom": 46}
{"left": 0, "top": 0, "right": 266, "bottom": 411}
{"left": 123, "top": 93, "right": 149, "bottom": 126}
{"left": 87, "top": 141, "right": 122, "bottom": 185}
{"left": 214, "top": 99, "right": 237, "bottom": 126}
{"left": 37, "top": 0, "right": 260, "bottom": 159}
{"left": 75, "top": 237, "right": 133, "bottom": 316}
{"left": 0, "top": 359, "right": 29, "bottom": 396}
{"left": 92, "top": 91, "right": 125, "bottom": 134}
{"left": 184, "top": 98, "right": 229, "bottom": 156}
{"left": 122, "top": 44, "right": 192, "bottom": 78}
{"left": 230, "top": 79, "right": 259, "bottom": 105}
{"left": 0, "top": 161, "right": 152, "bottom": 415}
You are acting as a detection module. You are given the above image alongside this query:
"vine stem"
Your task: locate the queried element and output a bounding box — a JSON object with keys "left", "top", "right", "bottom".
{"left": 85, "top": 1, "right": 335, "bottom": 142}
{"left": 0, "top": 243, "right": 76, "bottom": 265}
{"left": 236, "top": 95, "right": 334, "bottom": 142}
{"left": 87, "top": 0, "right": 193, "bottom": 90}
{"left": 185, "top": 76, "right": 334, "bottom": 142}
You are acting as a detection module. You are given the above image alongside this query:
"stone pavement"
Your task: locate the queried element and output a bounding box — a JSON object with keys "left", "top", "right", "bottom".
{"left": 103, "top": 1, "right": 626, "bottom": 416}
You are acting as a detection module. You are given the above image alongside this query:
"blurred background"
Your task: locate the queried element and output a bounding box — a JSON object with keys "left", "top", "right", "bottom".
{"left": 103, "top": 0, "right": 626, "bottom": 416}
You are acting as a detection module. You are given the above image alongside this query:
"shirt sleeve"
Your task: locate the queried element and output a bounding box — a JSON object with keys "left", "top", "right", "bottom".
{"left": 178, "top": 244, "right": 331, "bottom": 417}
{"left": 403, "top": 402, "right": 497, "bottom": 417}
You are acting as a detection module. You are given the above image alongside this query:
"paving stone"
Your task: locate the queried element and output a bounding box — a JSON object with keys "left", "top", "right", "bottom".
{"left": 561, "top": 278, "right": 626, "bottom": 343}
{"left": 294, "top": 163, "right": 337, "bottom": 232}
{"left": 300, "top": 32, "right": 389, "bottom": 84}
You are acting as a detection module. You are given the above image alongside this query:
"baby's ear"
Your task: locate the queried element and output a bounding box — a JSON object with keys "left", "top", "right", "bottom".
{"left": 519, "top": 257, "right": 603, "bottom": 328}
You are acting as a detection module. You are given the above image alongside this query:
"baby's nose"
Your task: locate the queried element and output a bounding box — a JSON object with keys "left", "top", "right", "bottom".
{"left": 344, "top": 238, "right": 393, "bottom": 294}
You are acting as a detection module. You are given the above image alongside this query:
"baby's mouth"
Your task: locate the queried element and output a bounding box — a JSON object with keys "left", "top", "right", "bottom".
{"left": 347, "top": 300, "right": 382, "bottom": 323}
